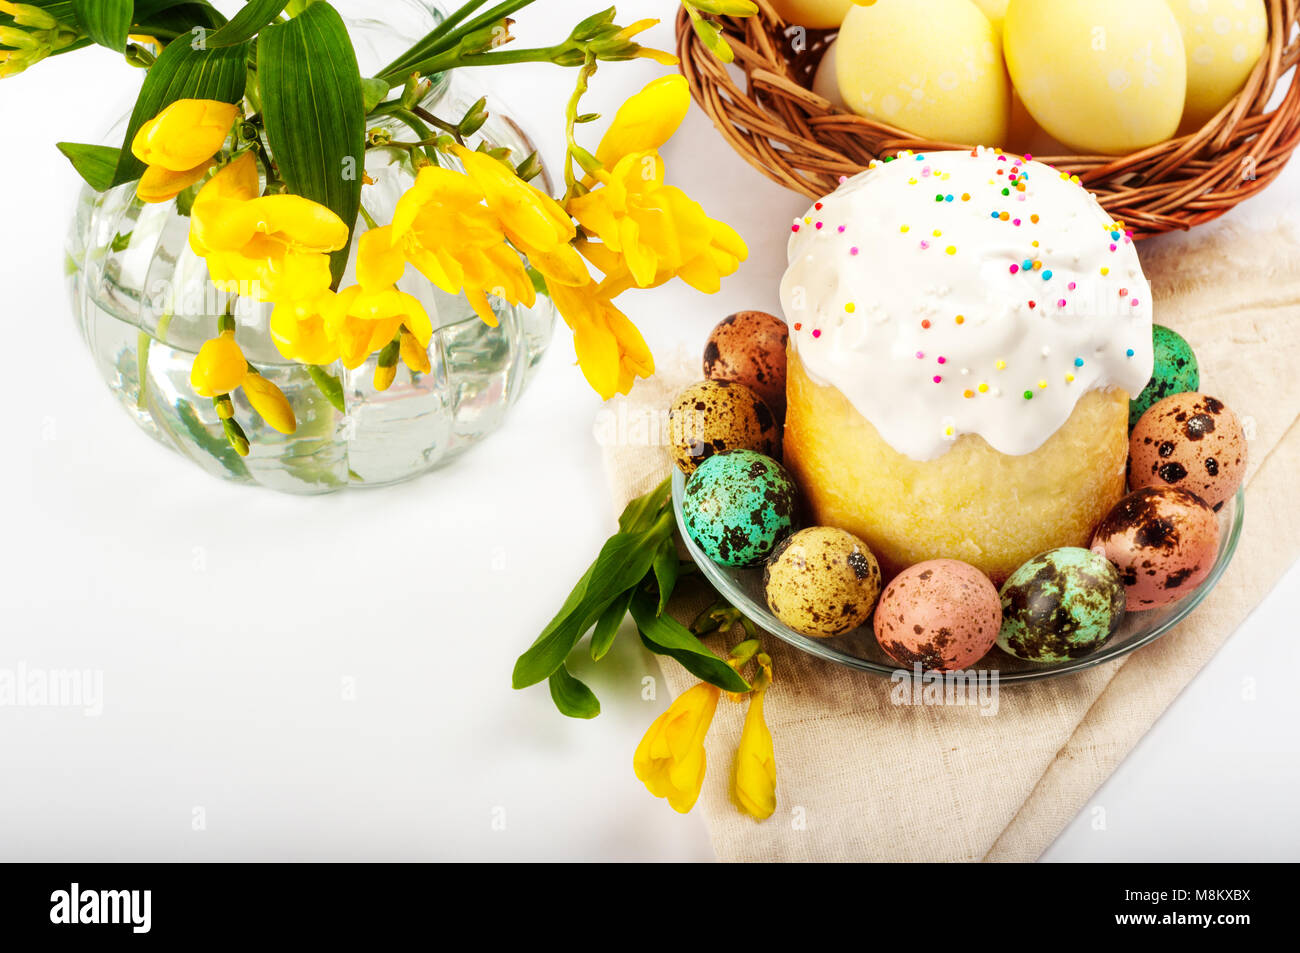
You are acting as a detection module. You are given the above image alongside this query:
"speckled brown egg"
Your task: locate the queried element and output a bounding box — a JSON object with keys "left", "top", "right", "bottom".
{"left": 1091, "top": 486, "right": 1220, "bottom": 611}
{"left": 668, "top": 380, "right": 779, "bottom": 474}
{"left": 873, "top": 559, "right": 1002, "bottom": 671}
{"left": 764, "top": 527, "right": 881, "bottom": 637}
{"left": 1129, "top": 392, "right": 1246, "bottom": 511}
{"left": 703, "top": 311, "right": 789, "bottom": 421}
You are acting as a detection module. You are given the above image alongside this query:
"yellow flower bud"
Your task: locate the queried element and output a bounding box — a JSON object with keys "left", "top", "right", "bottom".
{"left": 595, "top": 75, "right": 689, "bottom": 169}
{"left": 633, "top": 682, "right": 719, "bottom": 813}
{"left": 373, "top": 361, "right": 396, "bottom": 392}
{"left": 0, "top": 1, "right": 58, "bottom": 30}
{"left": 399, "top": 327, "right": 431, "bottom": 375}
{"left": 732, "top": 686, "right": 776, "bottom": 820}
{"left": 190, "top": 331, "right": 247, "bottom": 398}
{"left": 241, "top": 373, "right": 297, "bottom": 435}
{"left": 0, "top": 25, "right": 39, "bottom": 50}
{"left": 131, "top": 99, "right": 241, "bottom": 173}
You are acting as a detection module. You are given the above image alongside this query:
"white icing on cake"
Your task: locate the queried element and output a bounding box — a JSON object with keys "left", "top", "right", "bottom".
{"left": 779, "top": 147, "right": 1154, "bottom": 461}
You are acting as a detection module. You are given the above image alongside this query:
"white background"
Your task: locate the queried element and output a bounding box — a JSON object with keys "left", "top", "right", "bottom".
{"left": 0, "top": 0, "right": 1295, "bottom": 862}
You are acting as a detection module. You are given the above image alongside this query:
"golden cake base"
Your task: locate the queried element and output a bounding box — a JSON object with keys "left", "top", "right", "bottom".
{"left": 783, "top": 351, "right": 1129, "bottom": 583}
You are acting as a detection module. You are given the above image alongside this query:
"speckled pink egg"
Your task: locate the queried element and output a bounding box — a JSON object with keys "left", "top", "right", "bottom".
{"left": 873, "top": 559, "right": 1001, "bottom": 671}
{"left": 1091, "top": 486, "right": 1220, "bottom": 611}
{"left": 1129, "top": 392, "right": 1246, "bottom": 511}
{"left": 703, "top": 311, "right": 789, "bottom": 421}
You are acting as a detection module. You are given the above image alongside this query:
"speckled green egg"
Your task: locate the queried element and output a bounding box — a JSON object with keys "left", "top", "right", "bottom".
{"left": 682, "top": 450, "right": 797, "bottom": 568}
{"left": 997, "top": 548, "right": 1126, "bottom": 663}
{"left": 668, "top": 380, "right": 779, "bottom": 474}
{"left": 1129, "top": 325, "right": 1199, "bottom": 430}
{"left": 764, "top": 527, "right": 881, "bottom": 638}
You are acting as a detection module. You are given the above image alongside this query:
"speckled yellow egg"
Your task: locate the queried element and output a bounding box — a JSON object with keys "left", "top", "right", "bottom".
{"left": 1004, "top": 0, "right": 1187, "bottom": 154}
{"left": 1167, "top": 0, "right": 1268, "bottom": 129}
{"left": 764, "top": 527, "right": 882, "bottom": 638}
{"left": 668, "top": 380, "right": 780, "bottom": 475}
{"left": 769, "top": 0, "right": 855, "bottom": 30}
{"left": 836, "top": 0, "right": 1010, "bottom": 146}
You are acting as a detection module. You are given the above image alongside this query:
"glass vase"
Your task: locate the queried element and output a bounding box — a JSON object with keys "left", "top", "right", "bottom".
{"left": 64, "top": 0, "right": 555, "bottom": 494}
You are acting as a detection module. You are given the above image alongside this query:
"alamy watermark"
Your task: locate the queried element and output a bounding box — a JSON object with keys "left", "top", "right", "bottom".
{"left": 889, "top": 663, "right": 999, "bottom": 716}
{"left": 0, "top": 663, "right": 103, "bottom": 716}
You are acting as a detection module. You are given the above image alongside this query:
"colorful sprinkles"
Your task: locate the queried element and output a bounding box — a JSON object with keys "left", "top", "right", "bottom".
{"left": 786, "top": 148, "right": 1146, "bottom": 440}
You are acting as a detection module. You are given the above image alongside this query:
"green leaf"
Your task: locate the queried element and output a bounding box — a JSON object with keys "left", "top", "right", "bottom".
{"left": 204, "top": 0, "right": 287, "bottom": 47}
{"left": 652, "top": 538, "right": 678, "bottom": 616}
{"left": 590, "top": 588, "right": 632, "bottom": 662}
{"left": 547, "top": 664, "right": 600, "bottom": 719}
{"left": 112, "top": 34, "right": 248, "bottom": 186}
{"left": 132, "top": 0, "right": 228, "bottom": 36}
{"left": 72, "top": 0, "right": 133, "bottom": 52}
{"left": 258, "top": 2, "right": 366, "bottom": 284}
{"left": 513, "top": 510, "right": 674, "bottom": 689}
{"left": 617, "top": 476, "right": 671, "bottom": 534}
{"left": 307, "top": 365, "right": 345, "bottom": 413}
{"left": 56, "top": 142, "right": 121, "bottom": 191}
{"left": 630, "top": 588, "right": 750, "bottom": 693}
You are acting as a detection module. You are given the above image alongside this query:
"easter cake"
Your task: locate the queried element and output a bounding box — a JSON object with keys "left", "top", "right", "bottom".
{"left": 779, "top": 148, "right": 1154, "bottom": 582}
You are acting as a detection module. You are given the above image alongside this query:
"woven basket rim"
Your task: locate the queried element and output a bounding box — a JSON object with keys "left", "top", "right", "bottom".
{"left": 677, "top": 0, "right": 1300, "bottom": 238}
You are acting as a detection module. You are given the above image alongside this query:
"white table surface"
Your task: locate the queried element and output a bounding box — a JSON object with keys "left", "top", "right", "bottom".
{"left": 0, "top": 1, "right": 1295, "bottom": 862}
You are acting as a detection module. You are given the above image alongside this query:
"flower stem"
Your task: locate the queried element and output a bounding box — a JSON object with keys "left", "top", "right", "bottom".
{"left": 562, "top": 51, "right": 599, "bottom": 202}
{"left": 378, "top": 0, "right": 535, "bottom": 80}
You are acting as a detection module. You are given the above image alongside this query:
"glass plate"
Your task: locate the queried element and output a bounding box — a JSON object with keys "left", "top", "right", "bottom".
{"left": 672, "top": 470, "right": 1245, "bottom": 683}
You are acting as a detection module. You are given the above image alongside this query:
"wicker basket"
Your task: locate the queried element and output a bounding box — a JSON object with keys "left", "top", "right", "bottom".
{"left": 677, "top": 0, "right": 1300, "bottom": 238}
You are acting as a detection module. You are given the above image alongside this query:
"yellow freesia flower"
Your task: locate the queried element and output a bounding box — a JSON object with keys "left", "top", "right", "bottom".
{"left": 732, "top": 657, "right": 776, "bottom": 821}
{"left": 546, "top": 275, "right": 654, "bottom": 400}
{"left": 241, "top": 373, "right": 297, "bottom": 435}
{"left": 634, "top": 681, "right": 720, "bottom": 814}
{"left": 189, "top": 153, "right": 348, "bottom": 302}
{"left": 131, "top": 99, "right": 241, "bottom": 204}
{"left": 328, "top": 285, "right": 432, "bottom": 369}
{"left": 594, "top": 74, "right": 690, "bottom": 170}
{"left": 190, "top": 330, "right": 247, "bottom": 398}
{"left": 326, "top": 227, "right": 432, "bottom": 370}
{"left": 269, "top": 290, "right": 340, "bottom": 366}
{"left": 451, "top": 145, "right": 588, "bottom": 288}
{"left": 568, "top": 148, "right": 748, "bottom": 293}
{"left": 391, "top": 164, "right": 535, "bottom": 326}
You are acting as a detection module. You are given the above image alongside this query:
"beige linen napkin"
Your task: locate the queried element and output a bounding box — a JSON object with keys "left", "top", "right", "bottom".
{"left": 601, "top": 218, "right": 1300, "bottom": 862}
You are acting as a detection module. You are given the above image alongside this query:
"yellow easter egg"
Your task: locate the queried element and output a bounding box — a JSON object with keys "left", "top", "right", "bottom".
{"left": 836, "top": 0, "right": 1009, "bottom": 146}
{"left": 970, "top": 0, "right": 1009, "bottom": 35}
{"left": 769, "top": 0, "right": 855, "bottom": 30}
{"left": 1004, "top": 0, "right": 1186, "bottom": 155}
{"left": 1167, "top": 0, "right": 1268, "bottom": 129}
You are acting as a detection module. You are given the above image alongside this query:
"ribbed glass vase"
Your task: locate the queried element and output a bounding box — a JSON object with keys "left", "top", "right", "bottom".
{"left": 65, "top": 0, "right": 555, "bottom": 494}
